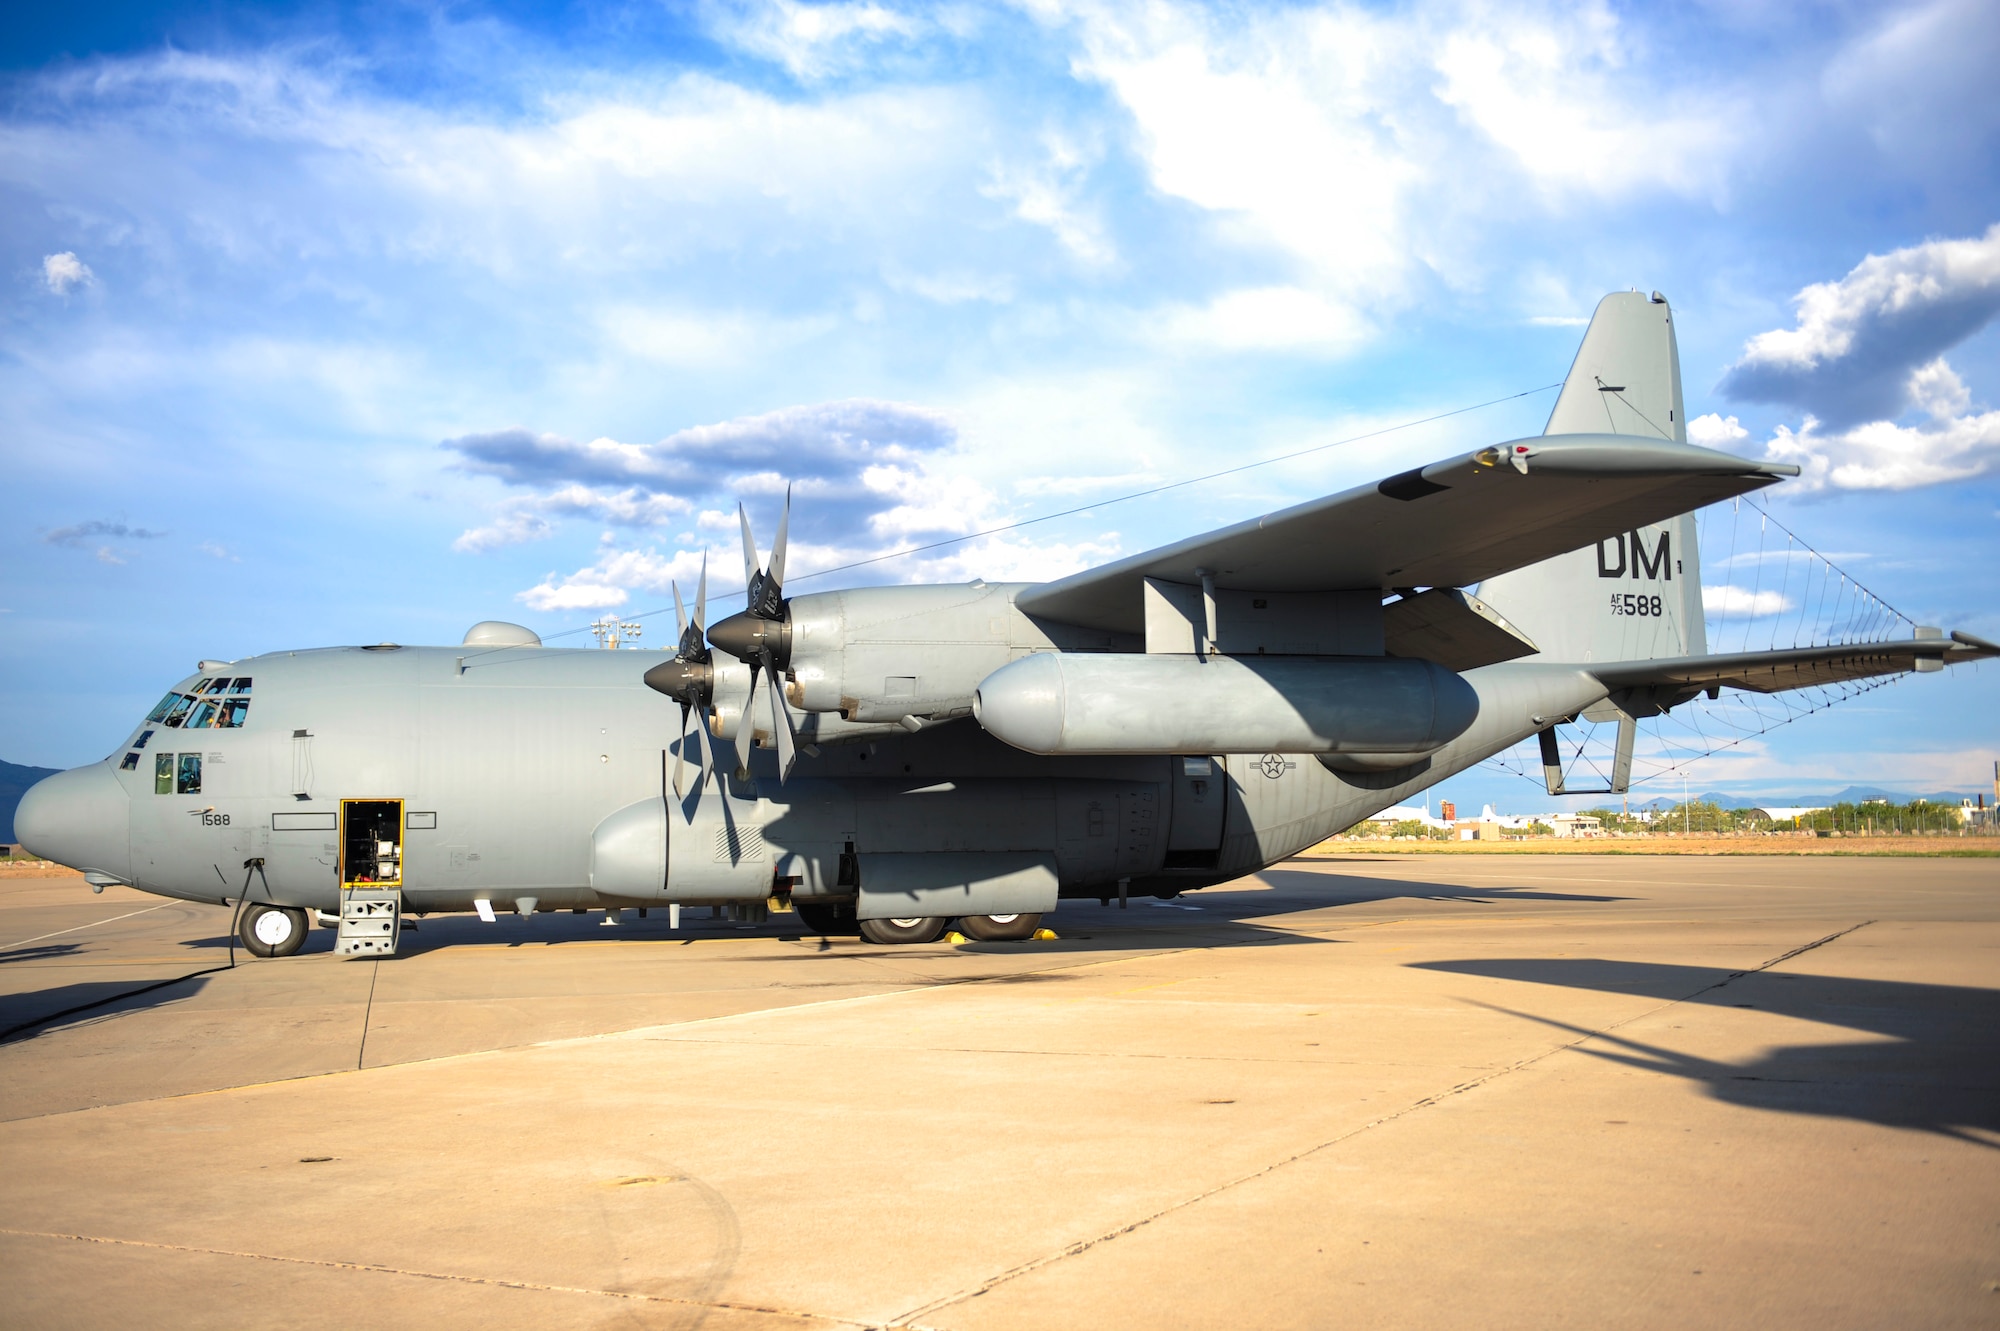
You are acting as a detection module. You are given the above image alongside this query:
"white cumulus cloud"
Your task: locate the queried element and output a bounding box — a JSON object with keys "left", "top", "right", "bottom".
{"left": 42, "top": 252, "right": 92, "bottom": 294}
{"left": 1703, "top": 585, "right": 1795, "bottom": 619}
{"left": 1687, "top": 413, "right": 1749, "bottom": 448}
{"left": 1722, "top": 223, "right": 2000, "bottom": 428}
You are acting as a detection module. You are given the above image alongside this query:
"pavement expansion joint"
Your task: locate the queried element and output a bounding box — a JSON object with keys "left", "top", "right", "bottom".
{"left": 892, "top": 917, "right": 1886, "bottom": 1326}
{"left": 0, "top": 1227, "right": 869, "bottom": 1328}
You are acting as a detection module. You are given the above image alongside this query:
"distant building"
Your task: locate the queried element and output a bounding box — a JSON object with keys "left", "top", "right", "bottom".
{"left": 1751, "top": 807, "right": 1826, "bottom": 826}
{"left": 1550, "top": 814, "right": 1603, "bottom": 838}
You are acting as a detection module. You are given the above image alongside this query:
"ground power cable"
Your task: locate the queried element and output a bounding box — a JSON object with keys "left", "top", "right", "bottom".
{"left": 455, "top": 381, "right": 1564, "bottom": 667}
{"left": 0, "top": 862, "right": 267, "bottom": 1045}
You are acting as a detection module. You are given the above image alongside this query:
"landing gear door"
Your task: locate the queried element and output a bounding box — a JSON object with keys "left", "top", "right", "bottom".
{"left": 1165, "top": 756, "right": 1226, "bottom": 869}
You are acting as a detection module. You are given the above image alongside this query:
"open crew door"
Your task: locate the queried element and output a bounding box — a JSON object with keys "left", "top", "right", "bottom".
{"left": 1164, "top": 756, "right": 1227, "bottom": 870}
{"left": 337, "top": 798, "right": 403, "bottom": 958}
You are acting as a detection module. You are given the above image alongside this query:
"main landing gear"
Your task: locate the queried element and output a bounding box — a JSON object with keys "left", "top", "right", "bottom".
{"left": 815, "top": 912, "right": 1043, "bottom": 945}
{"left": 957, "top": 913, "right": 1042, "bottom": 942}
{"left": 239, "top": 903, "right": 310, "bottom": 958}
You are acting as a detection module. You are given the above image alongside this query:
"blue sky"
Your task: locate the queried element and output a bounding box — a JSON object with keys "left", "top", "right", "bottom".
{"left": 4, "top": 0, "right": 1997, "bottom": 811}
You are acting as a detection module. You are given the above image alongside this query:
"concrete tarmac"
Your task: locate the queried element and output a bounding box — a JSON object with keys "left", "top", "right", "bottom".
{"left": 0, "top": 856, "right": 1995, "bottom": 1329}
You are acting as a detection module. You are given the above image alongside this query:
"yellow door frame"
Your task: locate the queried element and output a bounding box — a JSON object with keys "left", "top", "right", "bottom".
{"left": 339, "top": 797, "right": 406, "bottom": 889}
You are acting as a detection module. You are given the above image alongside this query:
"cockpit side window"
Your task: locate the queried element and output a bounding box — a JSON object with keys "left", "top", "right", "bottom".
{"left": 154, "top": 753, "right": 173, "bottom": 794}
{"left": 119, "top": 752, "right": 140, "bottom": 770}
{"left": 133, "top": 729, "right": 154, "bottom": 748}
{"left": 176, "top": 753, "right": 202, "bottom": 795}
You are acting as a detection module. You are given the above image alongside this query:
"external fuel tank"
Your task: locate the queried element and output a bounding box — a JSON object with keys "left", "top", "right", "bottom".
{"left": 972, "top": 653, "right": 1479, "bottom": 757}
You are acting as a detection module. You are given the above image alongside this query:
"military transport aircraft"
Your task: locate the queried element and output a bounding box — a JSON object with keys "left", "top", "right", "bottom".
{"left": 18, "top": 292, "right": 1997, "bottom": 956}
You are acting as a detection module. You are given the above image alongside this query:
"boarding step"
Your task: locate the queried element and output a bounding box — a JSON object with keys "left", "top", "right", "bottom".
{"left": 336, "top": 888, "right": 401, "bottom": 958}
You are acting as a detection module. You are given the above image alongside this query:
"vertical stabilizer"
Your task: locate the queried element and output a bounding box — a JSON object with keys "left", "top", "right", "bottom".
{"left": 1542, "top": 290, "right": 1685, "bottom": 443}
{"left": 1478, "top": 292, "right": 1706, "bottom": 666}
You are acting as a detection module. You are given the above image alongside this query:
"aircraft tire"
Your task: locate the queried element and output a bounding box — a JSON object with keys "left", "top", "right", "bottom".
{"left": 858, "top": 916, "right": 947, "bottom": 945}
{"left": 240, "top": 903, "right": 310, "bottom": 958}
{"left": 794, "top": 901, "right": 859, "bottom": 936}
{"left": 956, "top": 913, "right": 1042, "bottom": 942}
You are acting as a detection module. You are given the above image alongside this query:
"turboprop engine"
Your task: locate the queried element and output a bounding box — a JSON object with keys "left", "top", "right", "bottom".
{"left": 972, "top": 653, "right": 1479, "bottom": 758}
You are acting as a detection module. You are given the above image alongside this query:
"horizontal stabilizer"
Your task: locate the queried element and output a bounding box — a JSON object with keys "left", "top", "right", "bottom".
{"left": 1016, "top": 435, "right": 1797, "bottom": 634}
{"left": 1589, "top": 631, "right": 1998, "bottom": 695}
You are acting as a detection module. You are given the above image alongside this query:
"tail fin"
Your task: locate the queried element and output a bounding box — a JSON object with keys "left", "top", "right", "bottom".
{"left": 1477, "top": 291, "right": 1706, "bottom": 665}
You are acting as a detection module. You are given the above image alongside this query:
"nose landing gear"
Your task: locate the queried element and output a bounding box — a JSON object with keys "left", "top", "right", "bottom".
{"left": 239, "top": 903, "right": 310, "bottom": 958}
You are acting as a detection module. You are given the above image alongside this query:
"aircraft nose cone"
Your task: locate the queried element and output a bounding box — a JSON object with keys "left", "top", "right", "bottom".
{"left": 15, "top": 763, "right": 132, "bottom": 879}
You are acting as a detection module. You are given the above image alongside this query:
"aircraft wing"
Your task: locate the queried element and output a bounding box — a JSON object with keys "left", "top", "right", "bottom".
{"left": 1014, "top": 434, "right": 1797, "bottom": 633}
{"left": 1589, "top": 631, "right": 2000, "bottom": 695}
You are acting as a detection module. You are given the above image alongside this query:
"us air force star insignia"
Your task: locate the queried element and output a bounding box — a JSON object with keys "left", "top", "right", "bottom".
{"left": 1258, "top": 754, "right": 1294, "bottom": 779}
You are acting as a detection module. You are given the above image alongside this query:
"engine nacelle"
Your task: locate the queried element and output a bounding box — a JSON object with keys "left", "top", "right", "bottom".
{"left": 781, "top": 582, "right": 1122, "bottom": 723}
{"left": 972, "top": 653, "right": 1479, "bottom": 756}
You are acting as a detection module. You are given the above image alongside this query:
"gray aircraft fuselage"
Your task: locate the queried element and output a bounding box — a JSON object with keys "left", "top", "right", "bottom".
{"left": 25, "top": 587, "right": 1608, "bottom": 917}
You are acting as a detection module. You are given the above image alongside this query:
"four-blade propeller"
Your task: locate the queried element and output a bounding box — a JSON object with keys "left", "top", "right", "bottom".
{"left": 641, "top": 488, "right": 800, "bottom": 788}
{"left": 712, "top": 489, "right": 798, "bottom": 781}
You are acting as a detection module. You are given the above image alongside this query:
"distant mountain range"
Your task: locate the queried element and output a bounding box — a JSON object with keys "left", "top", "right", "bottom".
{"left": 1629, "top": 786, "right": 1980, "bottom": 811}
{"left": 1, "top": 759, "right": 62, "bottom": 845}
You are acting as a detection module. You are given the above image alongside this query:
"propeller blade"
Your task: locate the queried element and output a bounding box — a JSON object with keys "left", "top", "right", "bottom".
{"left": 737, "top": 503, "right": 760, "bottom": 600}
{"left": 673, "top": 702, "right": 690, "bottom": 799}
{"left": 695, "top": 702, "right": 716, "bottom": 787}
{"left": 762, "top": 648, "right": 797, "bottom": 782}
{"left": 671, "top": 580, "right": 687, "bottom": 638}
{"left": 694, "top": 552, "right": 707, "bottom": 637}
{"left": 733, "top": 656, "right": 760, "bottom": 775}
{"left": 768, "top": 484, "right": 791, "bottom": 589}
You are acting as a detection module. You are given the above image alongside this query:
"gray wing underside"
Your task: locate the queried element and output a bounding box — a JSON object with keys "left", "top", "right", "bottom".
{"left": 1590, "top": 632, "right": 2000, "bottom": 695}
{"left": 1015, "top": 434, "right": 1796, "bottom": 634}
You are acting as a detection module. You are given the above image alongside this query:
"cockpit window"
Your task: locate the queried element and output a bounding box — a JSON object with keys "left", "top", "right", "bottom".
{"left": 186, "top": 699, "right": 220, "bottom": 730}
{"left": 146, "top": 693, "right": 180, "bottom": 723}
{"left": 119, "top": 752, "right": 140, "bottom": 770}
{"left": 154, "top": 753, "right": 173, "bottom": 794}
{"left": 219, "top": 698, "right": 250, "bottom": 728}
{"left": 204, "top": 678, "right": 232, "bottom": 694}
{"left": 162, "top": 695, "right": 196, "bottom": 728}
{"left": 176, "top": 753, "right": 202, "bottom": 795}
{"left": 192, "top": 678, "right": 213, "bottom": 694}
{"left": 133, "top": 729, "right": 154, "bottom": 749}
{"left": 229, "top": 677, "right": 252, "bottom": 694}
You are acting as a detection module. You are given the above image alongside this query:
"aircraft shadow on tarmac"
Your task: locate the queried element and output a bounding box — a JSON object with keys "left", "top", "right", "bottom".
{"left": 1259, "top": 867, "right": 1632, "bottom": 907}
{"left": 0, "top": 870, "right": 1634, "bottom": 1041}
{"left": 1414, "top": 958, "right": 2000, "bottom": 1144}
